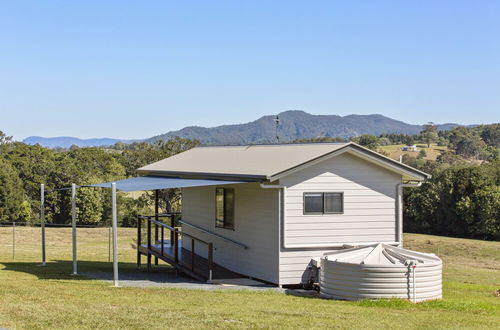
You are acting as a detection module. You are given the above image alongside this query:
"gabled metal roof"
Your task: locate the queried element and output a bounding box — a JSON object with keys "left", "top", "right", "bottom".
{"left": 137, "top": 142, "right": 430, "bottom": 181}
{"left": 138, "top": 143, "right": 348, "bottom": 179}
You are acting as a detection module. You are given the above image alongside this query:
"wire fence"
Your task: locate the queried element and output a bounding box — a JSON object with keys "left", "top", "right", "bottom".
{"left": 0, "top": 222, "right": 113, "bottom": 262}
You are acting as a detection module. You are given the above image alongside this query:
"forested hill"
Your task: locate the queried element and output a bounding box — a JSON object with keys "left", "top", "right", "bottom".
{"left": 148, "top": 111, "right": 461, "bottom": 145}
{"left": 24, "top": 111, "right": 464, "bottom": 147}
{"left": 22, "top": 136, "right": 138, "bottom": 149}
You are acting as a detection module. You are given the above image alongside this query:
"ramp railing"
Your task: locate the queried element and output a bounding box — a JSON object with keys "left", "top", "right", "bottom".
{"left": 137, "top": 215, "right": 214, "bottom": 281}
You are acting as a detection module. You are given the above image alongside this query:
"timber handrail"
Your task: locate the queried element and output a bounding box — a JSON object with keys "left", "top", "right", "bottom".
{"left": 178, "top": 220, "right": 248, "bottom": 249}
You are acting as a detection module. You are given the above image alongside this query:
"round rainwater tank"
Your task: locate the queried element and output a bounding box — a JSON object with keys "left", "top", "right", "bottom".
{"left": 320, "top": 243, "right": 442, "bottom": 302}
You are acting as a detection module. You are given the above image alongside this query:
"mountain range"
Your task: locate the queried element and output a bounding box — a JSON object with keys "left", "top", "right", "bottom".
{"left": 22, "top": 136, "right": 137, "bottom": 149}
{"left": 24, "top": 111, "right": 463, "bottom": 148}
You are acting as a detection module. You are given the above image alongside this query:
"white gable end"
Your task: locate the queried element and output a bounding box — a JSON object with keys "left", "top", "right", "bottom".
{"left": 278, "top": 152, "right": 402, "bottom": 284}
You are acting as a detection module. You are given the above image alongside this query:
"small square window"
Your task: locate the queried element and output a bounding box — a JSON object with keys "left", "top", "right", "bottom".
{"left": 304, "top": 192, "right": 343, "bottom": 214}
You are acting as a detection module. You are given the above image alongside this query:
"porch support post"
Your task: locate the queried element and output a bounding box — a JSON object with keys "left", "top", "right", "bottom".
{"left": 71, "top": 183, "right": 77, "bottom": 275}
{"left": 40, "top": 184, "right": 46, "bottom": 266}
{"left": 112, "top": 183, "right": 119, "bottom": 287}
{"left": 154, "top": 190, "right": 159, "bottom": 265}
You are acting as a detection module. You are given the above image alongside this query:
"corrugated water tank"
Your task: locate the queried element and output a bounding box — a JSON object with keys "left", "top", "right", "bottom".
{"left": 320, "top": 243, "right": 442, "bottom": 302}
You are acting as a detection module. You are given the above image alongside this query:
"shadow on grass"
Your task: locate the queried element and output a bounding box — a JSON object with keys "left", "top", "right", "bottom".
{"left": 1, "top": 260, "right": 285, "bottom": 291}
{"left": 0, "top": 259, "right": 176, "bottom": 282}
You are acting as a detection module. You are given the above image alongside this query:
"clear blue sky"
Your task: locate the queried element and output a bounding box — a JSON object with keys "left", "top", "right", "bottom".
{"left": 1, "top": 1, "right": 499, "bottom": 140}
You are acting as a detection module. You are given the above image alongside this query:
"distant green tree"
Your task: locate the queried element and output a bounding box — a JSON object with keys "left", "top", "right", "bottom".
{"left": 0, "top": 158, "right": 24, "bottom": 222}
{"left": 417, "top": 149, "right": 427, "bottom": 159}
{"left": 448, "top": 127, "right": 485, "bottom": 159}
{"left": 351, "top": 135, "right": 380, "bottom": 150}
{"left": 421, "top": 122, "right": 438, "bottom": 147}
{"left": 75, "top": 188, "right": 103, "bottom": 224}
{"left": 379, "top": 137, "right": 392, "bottom": 146}
{"left": 120, "top": 137, "right": 200, "bottom": 176}
{"left": 479, "top": 124, "right": 499, "bottom": 147}
{"left": 404, "top": 160, "right": 500, "bottom": 240}
{"left": 0, "top": 131, "right": 13, "bottom": 145}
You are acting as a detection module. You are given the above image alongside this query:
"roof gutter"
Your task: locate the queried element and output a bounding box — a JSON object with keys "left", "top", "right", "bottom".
{"left": 137, "top": 170, "right": 266, "bottom": 182}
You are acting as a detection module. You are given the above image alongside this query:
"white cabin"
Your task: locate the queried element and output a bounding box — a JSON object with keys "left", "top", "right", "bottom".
{"left": 138, "top": 142, "right": 430, "bottom": 286}
{"left": 402, "top": 145, "right": 418, "bottom": 152}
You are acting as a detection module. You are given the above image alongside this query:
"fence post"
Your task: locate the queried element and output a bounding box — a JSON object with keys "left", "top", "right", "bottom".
{"left": 40, "top": 184, "right": 46, "bottom": 266}
{"left": 111, "top": 182, "right": 119, "bottom": 287}
{"left": 108, "top": 225, "right": 111, "bottom": 263}
{"left": 12, "top": 222, "right": 15, "bottom": 259}
{"left": 71, "top": 183, "right": 77, "bottom": 275}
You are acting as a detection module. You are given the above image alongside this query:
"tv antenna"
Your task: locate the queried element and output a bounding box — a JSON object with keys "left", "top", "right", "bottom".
{"left": 274, "top": 115, "right": 280, "bottom": 143}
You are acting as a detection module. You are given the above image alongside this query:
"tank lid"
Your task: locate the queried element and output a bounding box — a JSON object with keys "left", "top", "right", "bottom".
{"left": 323, "top": 243, "right": 441, "bottom": 265}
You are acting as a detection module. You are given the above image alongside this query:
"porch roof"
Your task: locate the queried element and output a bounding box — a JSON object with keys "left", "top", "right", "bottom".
{"left": 85, "top": 176, "right": 246, "bottom": 192}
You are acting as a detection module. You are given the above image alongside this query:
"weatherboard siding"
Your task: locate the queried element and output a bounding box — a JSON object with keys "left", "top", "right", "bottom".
{"left": 279, "top": 152, "right": 402, "bottom": 285}
{"left": 181, "top": 183, "right": 280, "bottom": 284}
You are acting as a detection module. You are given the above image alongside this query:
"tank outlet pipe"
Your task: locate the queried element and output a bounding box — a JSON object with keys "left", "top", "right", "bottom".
{"left": 396, "top": 182, "right": 422, "bottom": 246}
{"left": 406, "top": 260, "right": 418, "bottom": 303}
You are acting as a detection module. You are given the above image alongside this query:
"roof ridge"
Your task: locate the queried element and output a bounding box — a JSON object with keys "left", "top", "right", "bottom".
{"left": 194, "top": 142, "right": 350, "bottom": 148}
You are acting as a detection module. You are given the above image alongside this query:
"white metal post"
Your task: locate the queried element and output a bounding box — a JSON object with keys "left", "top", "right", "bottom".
{"left": 111, "top": 183, "right": 119, "bottom": 287}
{"left": 12, "top": 222, "right": 15, "bottom": 259}
{"left": 41, "top": 184, "right": 46, "bottom": 266}
{"left": 71, "top": 183, "right": 77, "bottom": 275}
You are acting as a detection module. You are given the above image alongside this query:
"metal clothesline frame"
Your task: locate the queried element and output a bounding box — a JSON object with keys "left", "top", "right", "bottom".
{"left": 40, "top": 182, "right": 120, "bottom": 287}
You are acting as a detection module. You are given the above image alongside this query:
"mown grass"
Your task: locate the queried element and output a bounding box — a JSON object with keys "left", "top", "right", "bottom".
{"left": 0, "top": 228, "right": 498, "bottom": 329}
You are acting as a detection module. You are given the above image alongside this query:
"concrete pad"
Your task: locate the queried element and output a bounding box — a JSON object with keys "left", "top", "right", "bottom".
{"left": 81, "top": 270, "right": 280, "bottom": 292}
{"left": 209, "top": 278, "right": 268, "bottom": 287}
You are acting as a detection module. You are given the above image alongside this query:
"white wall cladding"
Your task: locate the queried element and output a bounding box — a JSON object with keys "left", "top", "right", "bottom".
{"left": 279, "top": 152, "right": 403, "bottom": 285}
{"left": 181, "top": 182, "right": 280, "bottom": 284}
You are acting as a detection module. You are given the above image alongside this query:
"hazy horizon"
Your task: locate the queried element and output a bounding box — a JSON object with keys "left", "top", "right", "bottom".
{"left": 15, "top": 111, "right": 492, "bottom": 142}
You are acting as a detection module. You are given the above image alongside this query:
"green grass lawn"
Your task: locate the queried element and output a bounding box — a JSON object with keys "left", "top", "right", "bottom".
{"left": 0, "top": 227, "right": 498, "bottom": 329}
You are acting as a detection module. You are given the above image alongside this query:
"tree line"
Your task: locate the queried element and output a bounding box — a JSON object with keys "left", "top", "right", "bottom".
{"left": 0, "top": 124, "right": 498, "bottom": 240}
{"left": 0, "top": 132, "right": 198, "bottom": 227}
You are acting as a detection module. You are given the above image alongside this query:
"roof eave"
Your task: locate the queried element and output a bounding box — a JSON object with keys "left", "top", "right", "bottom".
{"left": 136, "top": 169, "right": 266, "bottom": 182}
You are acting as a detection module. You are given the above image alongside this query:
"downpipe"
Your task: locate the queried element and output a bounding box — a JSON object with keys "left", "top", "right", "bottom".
{"left": 260, "top": 183, "right": 289, "bottom": 249}
{"left": 396, "top": 182, "right": 422, "bottom": 247}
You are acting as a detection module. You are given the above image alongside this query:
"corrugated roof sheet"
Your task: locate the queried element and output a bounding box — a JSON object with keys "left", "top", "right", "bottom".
{"left": 138, "top": 143, "right": 349, "bottom": 179}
